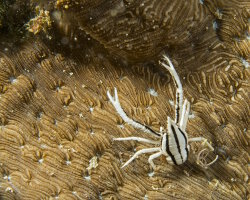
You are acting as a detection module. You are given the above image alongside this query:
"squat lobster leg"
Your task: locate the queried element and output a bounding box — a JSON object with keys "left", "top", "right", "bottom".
{"left": 121, "top": 147, "right": 161, "bottom": 169}
{"left": 107, "top": 88, "right": 162, "bottom": 137}
{"left": 188, "top": 137, "right": 219, "bottom": 167}
{"left": 113, "top": 137, "right": 160, "bottom": 145}
{"left": 180, "top": 99, "right": 190, "bottom": 130}
{"left": 159, "top": 55, "right": 183, "bottom": 125}
{"left": 189, "top": 137, "right": 215, "bottom": 151}
{"left": 148, "top": 151, "right": 163, "bottom": 170}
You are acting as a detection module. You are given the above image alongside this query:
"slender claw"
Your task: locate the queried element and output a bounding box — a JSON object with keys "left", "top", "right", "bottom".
{"left": 107, "top": 88, "right": 118, "bottom": 105}
{"left": 162, "top": 55, "right": 174, "bottom": 70}
{"left": 107, "top": 90, "right": 113, "bottom": 102}
{"left": 114, "top": 87, "right": 118, "bottom": 101}
{"left": 159, "top": 60, "right": 172, "bottom": 71}
{"left": 107, "top": 87, "right": 162, "bottom": 137}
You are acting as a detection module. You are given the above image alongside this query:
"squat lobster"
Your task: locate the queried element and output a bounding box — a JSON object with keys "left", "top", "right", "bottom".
{"left": 107, "top": 55, "right": 218, "bottom": 170}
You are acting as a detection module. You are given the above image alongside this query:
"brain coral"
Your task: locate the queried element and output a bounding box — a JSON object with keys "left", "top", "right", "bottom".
{"left": 0, "top": 0, "right": 249, "bottom": 199}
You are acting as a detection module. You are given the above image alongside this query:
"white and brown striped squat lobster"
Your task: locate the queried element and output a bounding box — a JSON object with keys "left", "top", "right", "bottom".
{"left": 107, "top": 55, "right": 218, "bottom": 170}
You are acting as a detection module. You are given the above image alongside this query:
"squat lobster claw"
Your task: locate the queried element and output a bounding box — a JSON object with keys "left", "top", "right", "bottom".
{"left": 107, "top": 55, "right": 218, "bottom": 170}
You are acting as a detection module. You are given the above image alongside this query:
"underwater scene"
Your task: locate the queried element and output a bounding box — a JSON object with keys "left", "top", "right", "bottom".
{"left": 0, "top": 0, "right": 249, "bottom": 199}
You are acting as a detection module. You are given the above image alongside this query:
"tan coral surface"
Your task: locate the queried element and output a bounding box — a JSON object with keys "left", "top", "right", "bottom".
{"left": 0, "top": 0, "right": 249, "bottom": 199}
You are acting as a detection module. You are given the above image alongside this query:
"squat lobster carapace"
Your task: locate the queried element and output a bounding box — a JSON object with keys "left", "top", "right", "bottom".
{"left": 107, "top": 55, "right": 218, "bottom": 170}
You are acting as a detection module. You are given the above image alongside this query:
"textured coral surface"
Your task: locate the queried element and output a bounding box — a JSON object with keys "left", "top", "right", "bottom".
{"left": 0, "top": 0, "right": 249, "bottom": 199}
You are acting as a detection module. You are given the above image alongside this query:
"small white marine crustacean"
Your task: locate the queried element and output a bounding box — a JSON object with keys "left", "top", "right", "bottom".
{"left": 107, "top": 55, "right": 218, "bottom": 170}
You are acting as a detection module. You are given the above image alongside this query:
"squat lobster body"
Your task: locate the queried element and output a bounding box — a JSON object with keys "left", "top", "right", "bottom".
{"left": 163, "top": 117, "right": 189, "bottom": 165}
{"left": 107, "top": 55, "right": 218, "bottom": 170}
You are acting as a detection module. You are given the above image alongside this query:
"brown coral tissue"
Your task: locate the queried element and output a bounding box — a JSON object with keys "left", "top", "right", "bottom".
{"left": 0, "top": 0, "right": 249, "bottom": 199}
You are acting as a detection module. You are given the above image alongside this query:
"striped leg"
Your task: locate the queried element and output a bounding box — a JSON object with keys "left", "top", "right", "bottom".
{"left": 107, "top": 88, "right": 161, "bottom": 137}
{"left": 121, "top": 147, "right": 161, "bottom": 168}
{"left": 180, "top": 99, "right": 190, "bottom": 130}
{"left": 148, "top": 151, "right": 162, "bottom": 170}
{"left": 113, "top": 137, "right": 160, "bottom": 145}
{"left": 159, "top": 55, "right": 183, "bottom": 126}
